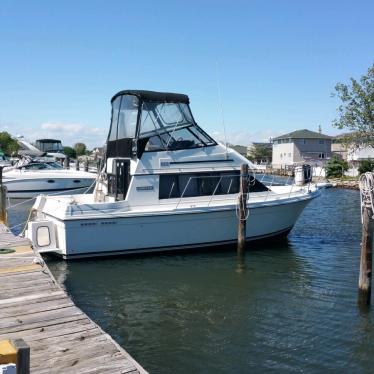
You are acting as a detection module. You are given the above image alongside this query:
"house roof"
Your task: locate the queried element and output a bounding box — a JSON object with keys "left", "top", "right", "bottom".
{"left": 273, "top": 129, "right": 332, "bottom": 140}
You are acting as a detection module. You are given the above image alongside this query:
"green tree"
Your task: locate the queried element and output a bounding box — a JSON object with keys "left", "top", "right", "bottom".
{"left": 0, "top": 132, "right": 19, "bottom": 156}
{"left": 358, "top": 159, "right": 374, "bottom": 174}
{"left": 74, "top": 142, "right": 87, "bottom": 156}
{"left": 332, "top": 63, "right": 374, "bottom": 147}
{"left": 325, "top": 156, "right": 348, "bottom": 178}
{"left": 63, "top": 146, "right": 76, "bottom": 159}
{"left": 247, "top": 143, "right": 272, "bottom": 164}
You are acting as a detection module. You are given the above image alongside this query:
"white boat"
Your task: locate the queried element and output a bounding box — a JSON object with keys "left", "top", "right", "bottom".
{"left": 25, "top": 90, "right": 320, "bottom": 259}
{"left": 3, "top": 158, "right": 96, "bottom": 198}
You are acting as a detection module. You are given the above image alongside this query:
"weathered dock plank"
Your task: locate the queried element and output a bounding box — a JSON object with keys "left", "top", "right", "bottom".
{"left": 0, "top": 223, "right": 147, "bottom": 373}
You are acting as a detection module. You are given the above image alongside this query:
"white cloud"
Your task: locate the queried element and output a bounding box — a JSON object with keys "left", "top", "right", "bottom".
{"left": 34, "top": 122, "right": 107, "bottom": 149}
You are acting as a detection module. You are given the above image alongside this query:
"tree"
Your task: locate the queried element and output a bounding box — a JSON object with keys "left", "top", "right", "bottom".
{"left": 63, "top": 146, "right": 76, "bottom": 159}
{"left": 332, "top": 63, "right": 374, "bottom": 147}
{"left": 74, "top": 143, "right": 87, "bottom": 156}
{"left": 325, "top": 155, "right": 348, "bottom": 178}
{"left": 358, "top": 159, "right": 374, "bottom": 174}
{"left": 0, "top": 131, "right": 19, "bottom": 156}
{"left": 247, "top": 143, "right": 272, "bottom": 164}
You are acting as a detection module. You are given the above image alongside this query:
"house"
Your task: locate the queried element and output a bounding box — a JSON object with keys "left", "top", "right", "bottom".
{"left": 332, "top": 134, "right": 374, "bottom": 166}
{"left": 272, "top": 129, "right": 332, "bottom": 169}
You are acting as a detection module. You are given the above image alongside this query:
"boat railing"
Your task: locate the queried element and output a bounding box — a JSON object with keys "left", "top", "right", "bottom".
{"left": 172, "top": 172, "right": 303, "bottom": 210}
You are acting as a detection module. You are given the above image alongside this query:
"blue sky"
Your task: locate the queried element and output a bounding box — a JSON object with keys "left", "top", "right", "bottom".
{"left": 0, "top": 0, "right": 373, "bottom": 147}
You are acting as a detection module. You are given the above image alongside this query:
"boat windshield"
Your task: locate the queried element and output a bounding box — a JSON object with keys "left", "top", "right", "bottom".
{"left": 139, "top": 101, "right": 216, "bottom": 151}
{"left": 36, "top": 140, "right": 64, "bottom": 152}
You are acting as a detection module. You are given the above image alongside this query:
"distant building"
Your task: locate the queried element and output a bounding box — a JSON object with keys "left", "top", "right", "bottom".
{"left": 272, "top": 129, "right": 332, "bottom": 168}
{"left": 332, "top": 134, "right": 374, "bottom": 166}
{"left": 91, "top": 147, "right": 104, "bottom": 160}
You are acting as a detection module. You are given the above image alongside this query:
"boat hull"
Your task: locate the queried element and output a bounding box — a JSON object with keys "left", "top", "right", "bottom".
{"left": 46, "top": 197, "right": 312, "bottom": 259}
{"left": 4, "top": 177, "right": 95, "bottom": 198}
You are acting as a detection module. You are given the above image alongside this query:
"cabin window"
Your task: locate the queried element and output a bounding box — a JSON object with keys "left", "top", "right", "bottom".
{"left": 108, "top": 96, "right": 121, "bottom": 141}
{"left": 139, "top": 101, "right": 216, "bottom": 152}
{"left": 159, "top": 172, "right": 268, "bottom": 199}
{"left": 117, "top": 95, "right": 139, "bottom": 139}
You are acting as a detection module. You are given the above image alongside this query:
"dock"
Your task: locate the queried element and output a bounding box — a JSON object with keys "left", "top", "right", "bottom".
{"left": 0, "top": 223, "right": 147, "bottom": 373}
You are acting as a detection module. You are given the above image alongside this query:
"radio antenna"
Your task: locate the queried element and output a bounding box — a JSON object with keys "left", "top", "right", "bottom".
{"left": 216, "top": 61, "right": 228, "bottom": 156}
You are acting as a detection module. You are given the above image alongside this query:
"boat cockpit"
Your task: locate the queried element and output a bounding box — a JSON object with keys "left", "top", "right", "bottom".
{"left": 107, "top": 90, "right": 217, "bottom": 159}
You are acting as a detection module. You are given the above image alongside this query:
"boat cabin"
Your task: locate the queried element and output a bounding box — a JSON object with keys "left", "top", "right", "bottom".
{"left": 35, "top": 139, "right": 64, "bottom": 154}
{"left": 104, "top": 90, "right": 268, "bottom": 202}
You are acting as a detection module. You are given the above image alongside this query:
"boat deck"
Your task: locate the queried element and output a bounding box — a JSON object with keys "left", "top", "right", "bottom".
{"left": 0, "top": 223, "right": 146, "bottom": 373}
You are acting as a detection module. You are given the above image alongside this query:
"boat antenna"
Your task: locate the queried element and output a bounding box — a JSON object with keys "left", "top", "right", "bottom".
{"left": 216, "top": 61, "right": 228, "bottom": 156}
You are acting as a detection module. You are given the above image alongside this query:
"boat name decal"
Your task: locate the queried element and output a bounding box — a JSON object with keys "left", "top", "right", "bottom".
{"left": 136, "top": 186, "right": 154, "bottom": 191}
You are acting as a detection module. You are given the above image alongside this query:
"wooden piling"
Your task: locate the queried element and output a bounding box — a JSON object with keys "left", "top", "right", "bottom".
{"left": 84, "top": 159, "right": 89, "bottom": 172}
{"left": 75, "top": 159, "right": 80, "bottom": 171}
{"left": 63, "top": 156, "right": 70, "bottom": 169}
{"left": 237, "top": 164, "right": 249, "bottom": 253}
{"left": 12, "top": 338, "right": 30, "bottom": 374}
{"left": 358, "top": 205, "right": 373, "bottom": 307}
{"left": 0, "top": 166, "right": 7, "bottom": 225}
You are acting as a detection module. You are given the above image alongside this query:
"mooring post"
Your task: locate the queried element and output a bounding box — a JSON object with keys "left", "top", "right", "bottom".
{"left": 64, "top": 156, "right": 70, "bottom": 169}
{"left": 237, "top": 164, "right": 249, "bottom": 253}
{"left": 12, "top": 338, "right": 30, "bottom": 374}
{"left": 84, "top": 158, "right": 89, "bottom": 172}
{"left": 75, "top": 159, "right": 80, "bottom": 171}
{"left": 0, "top": 166, "right": 8, "bottom": 225}
{"left": 358, "top": 172, "right": 374, "bottom": 308}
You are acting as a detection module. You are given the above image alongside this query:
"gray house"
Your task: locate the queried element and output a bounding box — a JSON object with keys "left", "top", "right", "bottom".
{"left": 272, "top": 129, "right": 332, "bottom": 168}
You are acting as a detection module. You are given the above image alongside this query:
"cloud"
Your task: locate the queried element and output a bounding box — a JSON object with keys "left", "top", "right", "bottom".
{"left": 36, "top": 122, "right": 107, "bottom": 148}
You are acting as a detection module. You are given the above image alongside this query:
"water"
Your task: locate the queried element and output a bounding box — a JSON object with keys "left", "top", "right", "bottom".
{"left": 9, "top": 189, "right": 374, "bottom": 373}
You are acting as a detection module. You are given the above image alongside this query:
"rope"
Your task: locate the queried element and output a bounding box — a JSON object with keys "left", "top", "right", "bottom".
{"left": 235, "top": 193, "right": 249, "bottom": 221}
{"left": 359, "top": 172, "right": 374, "bottom": 222}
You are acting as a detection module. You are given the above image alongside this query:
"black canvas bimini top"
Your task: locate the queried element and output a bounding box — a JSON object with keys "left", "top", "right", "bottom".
{"left": 111, "top": 90, "right": 190, "bottom": 104}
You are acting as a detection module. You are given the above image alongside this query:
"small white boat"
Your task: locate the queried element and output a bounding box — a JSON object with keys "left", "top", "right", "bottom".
{"left": 3, "top": 158, "right": 95, "bottom": 198}
{"left": 25, "top": 90, "right": 320, "bottom": 259}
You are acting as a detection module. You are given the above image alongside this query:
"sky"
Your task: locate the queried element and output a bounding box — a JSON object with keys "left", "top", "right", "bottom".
{"left": 0, "top": 0, "right": 373, "bottom": 148}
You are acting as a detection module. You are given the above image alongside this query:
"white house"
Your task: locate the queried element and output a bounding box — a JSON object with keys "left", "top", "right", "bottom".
{"left": 272, "top": 129, "right": 332, "bottom": 169}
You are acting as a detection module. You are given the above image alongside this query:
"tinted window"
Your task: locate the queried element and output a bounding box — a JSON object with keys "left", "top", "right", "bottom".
{"left": 159, "top": 171, "right": 239, "bottom": 199}
{"left": 159, "top": 172, "right": 268, "bottom": 199}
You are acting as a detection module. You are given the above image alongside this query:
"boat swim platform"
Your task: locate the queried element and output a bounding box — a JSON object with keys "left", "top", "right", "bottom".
{"left": 0, "top": 223, "right": 147, "bottom": 373}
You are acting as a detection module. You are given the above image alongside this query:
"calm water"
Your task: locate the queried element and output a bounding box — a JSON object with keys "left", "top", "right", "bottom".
{"left": 9, "top": 189, "right": 374, "bottom": 373}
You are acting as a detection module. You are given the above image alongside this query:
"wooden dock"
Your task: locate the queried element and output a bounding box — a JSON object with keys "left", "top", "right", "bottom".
{"left": 0, "top": 223, "right": 147, "bottom": 373}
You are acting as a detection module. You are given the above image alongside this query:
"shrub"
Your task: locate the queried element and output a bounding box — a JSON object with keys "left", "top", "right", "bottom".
{"left": 325, "top": 156, "right": 348, "bottom": 178}
{"left": 358, "top": 159, "right": 374, "bottom": 174}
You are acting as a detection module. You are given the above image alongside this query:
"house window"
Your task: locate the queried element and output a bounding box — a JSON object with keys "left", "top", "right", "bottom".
{"left": 319, "top": 153, "right": 325, "bottom": 159}
{"left": 302, "top": 139, "right": 306, "bottom": 144}
{"left": 319, "top": 140, "right": 325, "bottom": 144}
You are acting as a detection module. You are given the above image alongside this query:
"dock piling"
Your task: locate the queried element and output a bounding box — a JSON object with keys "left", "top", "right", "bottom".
{"left": 63, "top": 156, "right": 70, "bottom": 169}
{"left": 75, "top": 159, "right": 80, "bottom": 171}
{"left": 237, "top": 164, "right": 249, "bottom": 253}
{"left": 13, "top": 339, "right": 30, "bottom": 374}
{"left": 0, "top": 166, "right": 8, "bottom": 225}
{"left": 358, "top": 172, "right": 374, "bottom": 308}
